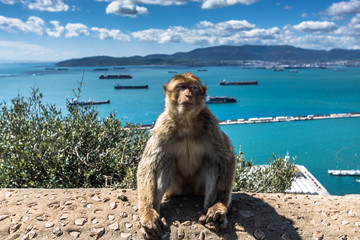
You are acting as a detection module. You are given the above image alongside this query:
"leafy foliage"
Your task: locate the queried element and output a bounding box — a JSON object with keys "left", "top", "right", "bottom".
{"left": 0, "top": 87, "right": 295, "bottom": 192}
{"left": 233, "top": 149, "right": 296, "bottom": 193}
{"left": 0, "top": 87, "right": 148, "bottom": 188}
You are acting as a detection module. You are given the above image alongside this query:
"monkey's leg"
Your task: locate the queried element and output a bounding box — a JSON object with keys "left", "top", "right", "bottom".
{"left": 200, "top": 156, "right": 235, "bottom": 231}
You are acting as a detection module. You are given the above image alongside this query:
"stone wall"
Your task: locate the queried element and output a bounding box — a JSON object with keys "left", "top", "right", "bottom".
{"left": 1, "top": 189, "right": 359, "bottom": 240}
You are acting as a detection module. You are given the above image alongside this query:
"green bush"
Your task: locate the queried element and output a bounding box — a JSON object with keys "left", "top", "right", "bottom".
{"left": 233, "top": 149, "right": 296, "bottom": 193}
{"left": 0, "top": 87, "right": 295, "bottom": 192}
{"left": 0, "top": 87, "right": 148, "bottom": 188}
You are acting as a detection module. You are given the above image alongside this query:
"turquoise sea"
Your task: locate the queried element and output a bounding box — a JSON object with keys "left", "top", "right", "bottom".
{"left": 1, "top": 63, "right": 360, "bottom": 195}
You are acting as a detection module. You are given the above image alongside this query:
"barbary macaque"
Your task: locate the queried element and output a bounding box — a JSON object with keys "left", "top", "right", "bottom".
{"left": 137, "top": 72, "right": 236, "bottom": 239}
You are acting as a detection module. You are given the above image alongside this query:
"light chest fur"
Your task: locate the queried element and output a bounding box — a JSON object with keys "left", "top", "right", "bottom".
{"left": 172, "top": 136, "right": 207, "bottom": 178}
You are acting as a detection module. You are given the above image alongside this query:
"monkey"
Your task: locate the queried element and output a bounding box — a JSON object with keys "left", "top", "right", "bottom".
{"left": 137, "top": 72, "right": 236, "bottom": 239}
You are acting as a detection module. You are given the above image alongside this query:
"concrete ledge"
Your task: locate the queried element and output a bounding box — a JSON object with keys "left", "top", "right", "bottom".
{"left": 1, "top": 189, "right": 359, "bottom": 239}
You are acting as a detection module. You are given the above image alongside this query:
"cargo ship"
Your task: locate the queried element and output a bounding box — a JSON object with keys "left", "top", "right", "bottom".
{"left": 220, "top": 79, "right": 258, "bottom": 85}
{"left": 205, "top": 96, "right": 237, "bottom": 104}
{"left": 69, "top": 98, "right": 110, "bottom": 106}
{"left": 99, "top": 74, "right": 132, "bottom": 79}
{"left": 114, "top": 84, "right": 149, "bottom": 89}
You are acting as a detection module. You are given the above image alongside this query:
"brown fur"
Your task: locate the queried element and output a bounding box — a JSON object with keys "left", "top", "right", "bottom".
{"left": 137, "top": 72, "right": 236, "bottom": 239}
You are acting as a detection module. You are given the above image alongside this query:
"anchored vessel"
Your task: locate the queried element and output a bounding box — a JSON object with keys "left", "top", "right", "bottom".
{"left": 220, "top": 79, "right": 258, "bottom": 85}
{"left": 205, "top": 96, "right": 237, "bottom": 104}
{"left": 69, "top": 99, "right": 110, "bottom": 106}
{"left": 114, "top": 84, "right": 148, "bottom": 89}
{"left": 99, "top": 74, "right": 132, "bottom": 79}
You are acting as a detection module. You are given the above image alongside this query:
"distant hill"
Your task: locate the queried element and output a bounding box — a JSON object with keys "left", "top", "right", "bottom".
{"left": 56, "top": 45, "right": 360, "bottom": 67}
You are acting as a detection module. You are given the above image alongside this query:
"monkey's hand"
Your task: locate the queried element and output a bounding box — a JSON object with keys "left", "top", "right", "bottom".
{"left": 140, "top": 208, "right": 167, "bottom": 239}
{"left": 199, "top": 202, "right": 228, "bottom": 232}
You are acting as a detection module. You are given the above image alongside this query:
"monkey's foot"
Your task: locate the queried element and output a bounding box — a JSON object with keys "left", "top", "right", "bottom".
{"left": 140, "top": 209, "right": 167, "bottom": 239}
{"left": 199, "top": 203, "right": 228, "bottom": 232}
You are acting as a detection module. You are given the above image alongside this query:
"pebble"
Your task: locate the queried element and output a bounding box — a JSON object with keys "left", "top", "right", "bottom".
{"left": 118, "top": 195, "right": 128, "bottom": 201}
{"left": 53, "top": 227, "right": 63, "bottom": 236}
{"left": 9, "top": 223, "right": 21, "bottom": 234}
{"left": 75, "top": 217, "right": 87, "bottom": 226}
{"left": 90, "top": 227, "right": 105, "bottom": 239}
{"left": 110, "top": 202, "right": 117, "bottom": 209}
{"left": 342, "top": 220, "right": 350, "bottom": 225}
{"left": 60, "top": 213, "right": 69, "bottom": 220}
{"left": 45, "top": 222, "right": 55, "bottom": 228}
{"left": 239, "top": 210, "right": 255, "bottom": 218}
{"left": 0, "top": 214, "right": 9, "bottom": 221}
{"left": 23, "top": 230, "right": 36, "bottom": 240}
{"left": 69, "top": 230, "right": 81, "bottom": 238}
{"left": 313, "top": 231, "right": 324, "bottom": 240}
{"left": 125, "top": 222, "right": 133, "bottom": 229}
{"left": 108, "top": 214, "right": 115, "bottom": 221}
{"left": 108, "top": 222, "right": 120, "bottom": 231}
{"left": 254, "top": 229, "right": 266, "bottom": 240}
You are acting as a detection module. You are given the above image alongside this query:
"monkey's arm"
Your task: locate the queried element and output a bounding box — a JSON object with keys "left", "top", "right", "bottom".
{"left": 137, "top": 137, "right": 169, "bottom": 239}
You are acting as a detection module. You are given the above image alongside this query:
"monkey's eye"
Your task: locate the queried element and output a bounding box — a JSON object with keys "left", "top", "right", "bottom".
{"left": 189, "top": 86, "right": 199, "bottom": 92}
{"left": 176, "top": 84, "right": 187, "bottom": 91}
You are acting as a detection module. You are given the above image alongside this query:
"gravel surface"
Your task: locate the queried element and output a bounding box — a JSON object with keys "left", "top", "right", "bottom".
{"left": 1, "top": 188, "right": 359, "bottom": 239}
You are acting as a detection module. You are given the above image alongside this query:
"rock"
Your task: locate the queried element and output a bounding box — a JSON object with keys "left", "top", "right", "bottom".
{"left": 45, "top": 222, "right": 55, "bottom": 228}
{"left": 92, "top": 218, "right": 99, "bottom": 224}
{"left": 60, "top": 213, "right": 70, "bottom": 220}
{"left": 36, "top": 213, "right": 50, "bottom": 221}
{"left": 108, "top": 222, "right": 120, "bottom": 231}
{"left": 5, "top": 192, "right": 12, "bottom": 198}
{"left": 22, "top": 216, "right": 30, "bottom": 223}
{"left": 313, "top": 231, "right": 324, "bottom": 240}
{"left": 110, "top": 202, "right": 117, "bottom": 209}
{"left": 118, "top": 195, "right": 128, "bottom": 201}
{"left": 120, "top": 212, "right": 128, "bottom": 218}
{"left": 125, "top": 222, "right": 133, "bottom": 229}
{"left": 9, "top": 223, "right": 21, "bottom": 234}
{"left": 108, "top": 214, "right": 115, "bottom": 221}
{"left": 53, "top": 227, "right": 63, "bottom": 237}
{"left": 254, "top": 229, "right": 265, "bottom": 240}
{"left": 342, "top": 220, "right": 350, "bottom": 225}
{"left": 0, "top": 214, "right": 9, "bottom": 221}
{"left": 69, "top": 230, "right": 81, "bottom": 238}
{"left": 92, "top": 196, "right": 101, "bottom": 202}
{"left": 64, "top": 200, "right": 72, "bottom": 205}
{"left": 75, "top": 217, "right": 87, "bottom": 226}
{"left": 87, "top": 203, "right": 93, "bottom": 208}
{"left": 23, "top": 231, "right": 36, "bottom": 240}
{"left": 239, "top": 210, "right": 255, "bottom": 218}
{"left": 338, "top": 235, "right": 348, "bottom": 240}
{"left": 90, "top": 227, "right": 105, "bottom": 239}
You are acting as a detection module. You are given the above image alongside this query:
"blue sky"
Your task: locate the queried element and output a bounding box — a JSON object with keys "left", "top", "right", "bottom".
{"left": 1, "top": 0, "right": 360, "bottom": 62}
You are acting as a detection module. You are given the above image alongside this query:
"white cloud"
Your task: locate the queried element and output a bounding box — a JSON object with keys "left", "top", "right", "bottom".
{"left": 91, "top": 27, "right": 131, "bottom": 41}
{"left": 131, "top": 20, "right": 283, "bottom": 46}
{"left": 45, "top": 20, "right": 64, "bottom": 37}
{"left": 27, "top": 0, "right": 69, "bottom": 12}
{"left": 106, "top": 1, "right": 148, "bottom": 17}
{"left": 65, "top": 23, "right": 90, "bottom": 37}
{"left": 0, "top": 0, "right": 23, "bottom": 4}
{"left": 102, "top": 0, "right": 258, "bottom": 17}
{"left": 201, "top": 0, "right": 259, "bottom": 9}
{"left": 0, "top": 15, "right": 44, "bottom": 35}
{"left": 326, "top": 0, "right": 360, "bottom": 17}
{"left": 293, "top": 21, "right": 338, "bottom": 34}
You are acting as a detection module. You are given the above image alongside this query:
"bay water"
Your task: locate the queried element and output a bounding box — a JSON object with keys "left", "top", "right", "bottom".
{"left": 1, "top": 63, "right": 360, "bottom": 195}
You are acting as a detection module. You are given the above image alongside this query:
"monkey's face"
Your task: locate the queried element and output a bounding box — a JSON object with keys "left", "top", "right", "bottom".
{"left": 164, "top": 73, "right": 207, "bottom": 114}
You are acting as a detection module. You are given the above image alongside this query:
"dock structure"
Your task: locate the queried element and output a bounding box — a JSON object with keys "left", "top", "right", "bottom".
{"left": 287, "top": 165, "right": 330, "bottom": 195}
{"left": 328, "top": 169, "right": 360, "bottom": 176}
{"left": 219, "top": 112, "right": 360, "bottom": 126}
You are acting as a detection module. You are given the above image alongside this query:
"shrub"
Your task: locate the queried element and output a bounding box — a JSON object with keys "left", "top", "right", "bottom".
{"left": 0, "top": 87, "right": 148, "bottom": 188}
{"left": 233, "top": 149, "right": 296, "bottom": 193}
{"left": 0, "top": 87, "right": 295, "bottom": 192}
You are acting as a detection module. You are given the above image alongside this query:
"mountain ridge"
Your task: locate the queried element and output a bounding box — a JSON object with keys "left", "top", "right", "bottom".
{"left": 56, "top": 45, "right": 360, "bottom": 67}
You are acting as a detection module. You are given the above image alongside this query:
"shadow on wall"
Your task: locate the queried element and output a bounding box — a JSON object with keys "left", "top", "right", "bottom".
{"left": 160, "top": 193, "right": 301, "bottom": 239}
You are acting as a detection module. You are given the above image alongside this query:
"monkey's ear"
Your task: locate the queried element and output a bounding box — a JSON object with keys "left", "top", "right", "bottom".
{"left": 203, "top": 85, "right": 207, "bottom": 95}
{"left": 163, "top": 84, "right": 168, "bottom": 93}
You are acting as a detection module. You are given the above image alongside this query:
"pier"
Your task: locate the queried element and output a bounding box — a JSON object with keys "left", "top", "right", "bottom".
{"left": 218, "top": 112, "right": 360, "bottom": 126}
{"left": 328, "top": 169, "right": 360, "bottom": 176}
